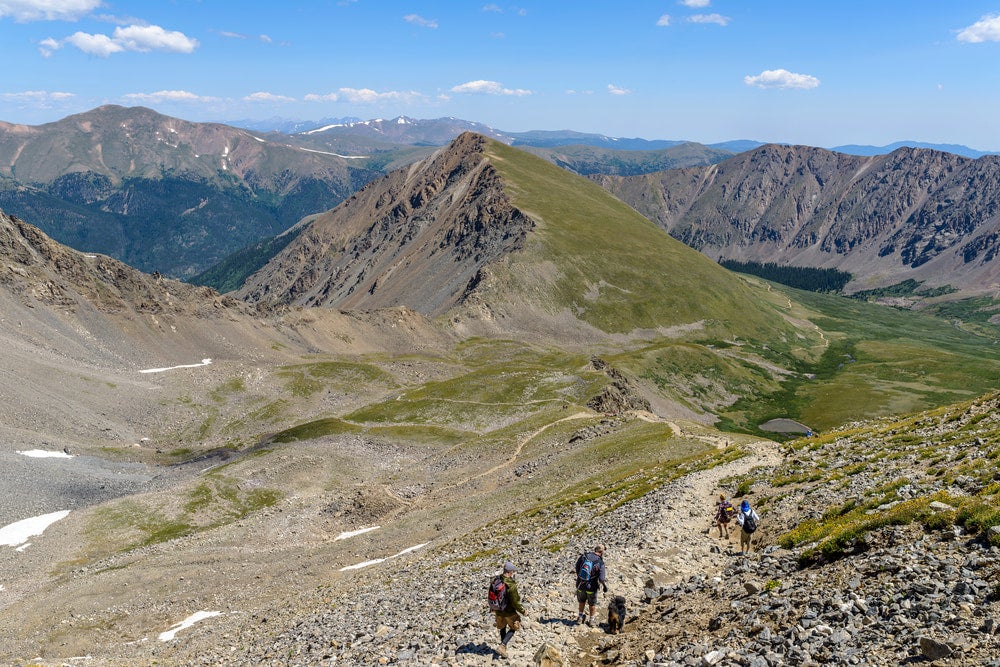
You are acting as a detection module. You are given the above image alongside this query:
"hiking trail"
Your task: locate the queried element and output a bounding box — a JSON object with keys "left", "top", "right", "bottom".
{"left": 506, "top": 437, "right": 785, "bottom": 665}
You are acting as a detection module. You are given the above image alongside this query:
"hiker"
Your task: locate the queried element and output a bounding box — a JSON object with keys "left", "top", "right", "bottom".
{"left": 714, "top": 493, "right": 734, "bottom": 539}
{"left": 489, "top": 561, "right": 526, "bottom": 659}
{"left": 735, "top": 499, "right": 761, "bottom": 555}
{"left": 575, "top": 544, "right": 608, "bottom": 626}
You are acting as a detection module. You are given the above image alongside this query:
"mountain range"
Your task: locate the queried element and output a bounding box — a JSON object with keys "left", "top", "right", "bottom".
{"left": 594, "top": 144, "right": 1000, "bottom": 299}
{"left": 232, "top": 114, "right": 997, "bottom": 158}
{"left": 2, "top": 105, "right": 998, "bottom": 312}
{"left": 0, "top": 105, "right": 375, "bottom": 277}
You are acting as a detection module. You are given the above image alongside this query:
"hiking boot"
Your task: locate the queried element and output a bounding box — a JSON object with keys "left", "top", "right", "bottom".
{"left": 577, "top": 613, "right": 586, "bottom": 625}
{"left": 587, "top": 616, "right": 596, "bottom": 627}
{"left": 497, "top": 644, "right": 508, "bottom": 660}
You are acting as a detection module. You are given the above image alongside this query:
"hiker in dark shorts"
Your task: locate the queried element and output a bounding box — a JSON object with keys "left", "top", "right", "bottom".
{"left": 715, "top": 493, "right": 734, "bottom": 539}
{"left": 574, "top": 544, "right": 607, "bottom": 627}
{"left": 493, "top": 561, "right": 526, "bottom": 659}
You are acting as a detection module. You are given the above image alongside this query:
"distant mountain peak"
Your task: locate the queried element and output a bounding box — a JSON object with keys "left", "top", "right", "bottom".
{"left": 237, "top": 132, "right": 533, "bottom": 315}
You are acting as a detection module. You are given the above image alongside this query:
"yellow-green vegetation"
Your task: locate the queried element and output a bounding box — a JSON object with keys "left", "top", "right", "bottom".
{"left": 342, "top": 346, "right": 600, "bottom": 430}
{"left": 773, "top": 391, "right": 1000, "bottom": 563}
{"left": 272, "top": 417, "right": 363, "bottom": 442}
{"left": 277, "top": 359, "right": 398, "bottom": 398}
{"left": 89, "top": 473, "right": 282, "bottom": 552}
{"left": 209, "top": 376, "right": 246, "bottom": 402}
{"left": 485, "top": 139, "right": 808, "bottom": 343}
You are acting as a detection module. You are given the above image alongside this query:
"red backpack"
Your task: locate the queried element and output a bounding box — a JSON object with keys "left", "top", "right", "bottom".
{"left": 487, "top": 575, "right": 508, "bottom": 612}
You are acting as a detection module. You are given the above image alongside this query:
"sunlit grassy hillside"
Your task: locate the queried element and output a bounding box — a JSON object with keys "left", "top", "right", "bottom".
{"left": 484, "top": 139, "right": 806, "bottom": 344}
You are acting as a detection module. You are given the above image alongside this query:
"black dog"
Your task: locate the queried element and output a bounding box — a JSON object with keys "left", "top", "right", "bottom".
{"left": 607, "top": 595, "right": 627, "bottom": 634}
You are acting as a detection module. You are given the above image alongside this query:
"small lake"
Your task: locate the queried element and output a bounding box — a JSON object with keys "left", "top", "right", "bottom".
{"left": 759, "top": 418, "right": 812, "bottom": 435}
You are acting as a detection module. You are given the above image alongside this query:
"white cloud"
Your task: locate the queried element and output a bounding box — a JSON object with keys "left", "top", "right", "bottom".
{"left": 48, "top": 23, "right": 198, "bottom": 57}
{"left": 450, "top": 80, "right": 531, "bottom": 96}
{"left": 608, "top": 84, "right": 632, "bottom": 95}
{"left": 482, "top": 3, "right": 502, "bottom": 11}
{"left": 304, "top": 92, "right": 339, "bottom": 102}
{"left": 244, "top": 91, "right": 295, "bottom": 103}
{"left": 38, "top": 36, "right": 61, "bottom": 56}
{"left": 218, "top": 30, "right": 272, "bottom": 44}
{"left": 0, "top": 0, "right": 101, "bottom": 21}
{"left": 305, "top": 88, "right": 426, "bottom": 104}
{"left": 689, "top": 13, "right": 730, "bottom": 26}
{"left": 0, "top": 90, "right": 74, "bottom": 103}
{"left": 65, "top": 31, "right": 123, "bottom": 56}
{"left": 744, "top": 68, "right": 820, "bottom": 90}
{"left": 403, "top": 13, "right": 437, "bottom": 28}
{"left": 656, "top": 14, "right": 671, "bottom": 27}
{"left": 123, "top": 90, "right": 217, "bottom": 104}
{"left": 679, "top": 0, "right": 710, "bottom": 7}
{"left": 339, "top": 87, "right": 425, "bottom": 103}
{"left": 957, "top": 14, "right": 1000, "bottom": 43}
{"left": 112, "top": 25, "right": 198, "bottom": 53}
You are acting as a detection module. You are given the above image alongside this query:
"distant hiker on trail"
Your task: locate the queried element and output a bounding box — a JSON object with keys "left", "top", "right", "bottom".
{"left": 735, "top": 500, "right": 761, "bottom": 556}
{"left": 714, "top": 493, "right": 735, "bottom": 539}
{"left": 575, "top": 544, "right": 607, "bottom": 627}
{"left": 488, "top": 561, "right": 526, "bottom": 660}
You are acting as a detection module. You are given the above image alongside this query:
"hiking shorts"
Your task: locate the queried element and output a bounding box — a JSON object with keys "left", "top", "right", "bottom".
{"left": 494, "top": 611, "right": 521, "bottom": 632}
{"left": 576, "top": 587, "right": 598, "bottom": 605}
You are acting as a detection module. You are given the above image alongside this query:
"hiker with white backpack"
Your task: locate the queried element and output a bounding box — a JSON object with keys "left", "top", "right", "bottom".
{"left": 735, "top": 500, "right": 761, "bottom": 556}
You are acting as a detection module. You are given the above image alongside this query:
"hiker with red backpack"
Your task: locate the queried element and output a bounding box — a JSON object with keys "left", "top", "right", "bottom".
{"left": 487, "top": 561, "right": 526, "bottom": 659}
{"left": 574, "top": 544, "right": 607, "bottom": 627}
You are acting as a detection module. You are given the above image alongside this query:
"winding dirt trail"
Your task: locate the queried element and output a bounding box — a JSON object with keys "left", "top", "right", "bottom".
{"left": 430, "top": 411, "right": 594, "bottom": 497}
{"left": 624, "top": 437, "right": 785, "bottom": 586}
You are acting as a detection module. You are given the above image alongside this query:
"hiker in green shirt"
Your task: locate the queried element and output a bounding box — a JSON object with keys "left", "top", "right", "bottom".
{"left": 493, "top": 561, "right": 526, "bottom": 659}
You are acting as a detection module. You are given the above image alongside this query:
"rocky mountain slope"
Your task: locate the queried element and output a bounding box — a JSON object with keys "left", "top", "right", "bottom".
{"left": 0, "top": 105, "right": 375, "bottom": 277}
{"left": 594, "top": 144, "right": 1000, "bottom": 297}
{"left": 237, "top": 132, "right": 534, "bottom": 316}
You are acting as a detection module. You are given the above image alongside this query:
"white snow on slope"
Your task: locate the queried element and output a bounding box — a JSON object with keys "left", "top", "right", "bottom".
{"left": 334, "top": 525, "right": 380, "bottom": 541}
{"left": 339, "top": 543, "right": 428, "bottom": 571}
{"left": 17, "top": 449, "right": 74, "bottom": 458}
{"left": 1, "top": 510, "right": 71, "bottom": 547}
{"left": 159, "top": 611, "right": 222, "bottom": 641}
{"left": 139, "top": 359, "right": 212, "bottom": 374}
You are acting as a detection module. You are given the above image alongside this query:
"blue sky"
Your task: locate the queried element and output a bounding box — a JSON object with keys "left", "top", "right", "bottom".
{"left": 2, "top": 1, "right": 1000, "bottom": 149}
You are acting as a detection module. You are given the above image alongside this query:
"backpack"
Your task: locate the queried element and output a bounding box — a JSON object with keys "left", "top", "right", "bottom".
{"left": 577, "top": 554, "right": 596, "bottom": 583}
{"left": 742, "top": 512, "right": 758, "bottom": 534}
{"left": 717, "top": 502, "right": 734, "bottom": 524}
{"left": 488, "top": 575, "right": 508, "bottom": 612}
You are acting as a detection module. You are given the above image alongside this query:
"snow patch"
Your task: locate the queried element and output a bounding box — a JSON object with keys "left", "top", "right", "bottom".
{"left": 334, "top": 525, "right": 380, "bottom": 541}
{"left": 296, "top": 146, "right": 369, "bottom": 159}
{"left": 302, "top": 123, "right": 346, "bottom": 134}
{"left": 139, "top": 359, "right": 212, "bottom": 374}
{"left": 339, "top": 543, "right": 428, "bottom": 571}
{"left": 158, "top": 611, "right": 222, "bottom": 641}
{"left": 1, "top": 510, "right": 71, "bottom": 547}
{"left": 17, "top": 449, "right": 74, "bottom": 458}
